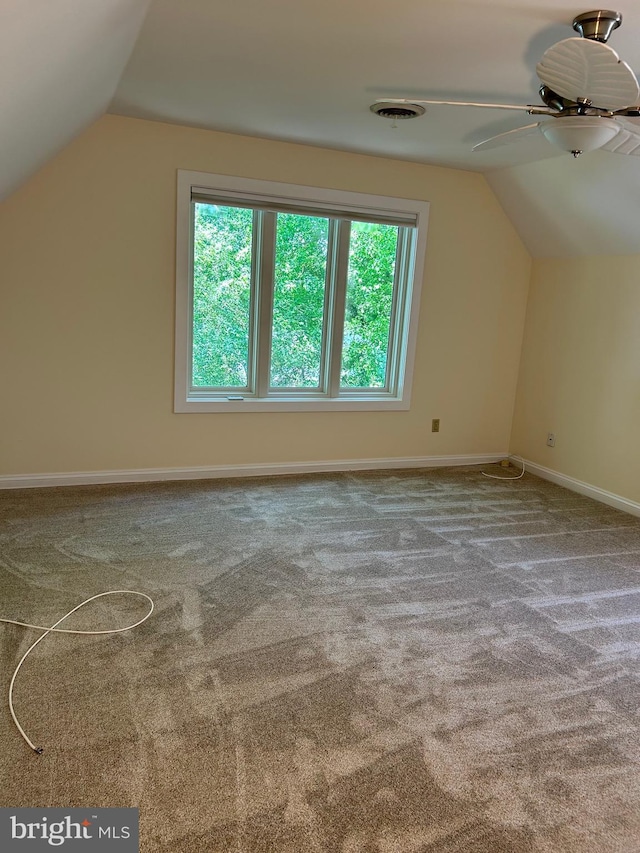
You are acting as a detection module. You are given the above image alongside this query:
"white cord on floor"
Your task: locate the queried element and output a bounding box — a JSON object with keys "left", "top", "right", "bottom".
{"left": 481, "top": 456, "right": 525, "bottom": 480}
{"left": 2, "top": 590, "right": 154, "bottom": 754}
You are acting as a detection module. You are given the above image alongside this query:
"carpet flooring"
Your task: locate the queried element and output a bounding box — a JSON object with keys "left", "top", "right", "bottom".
{"left": 1, "top": 466, "right": 640, "bottom": 851}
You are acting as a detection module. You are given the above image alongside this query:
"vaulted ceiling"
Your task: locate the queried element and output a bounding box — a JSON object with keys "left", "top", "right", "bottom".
{"left": 0, "top": 0, "right": 150, "bottom": 201}
{"left": 4, "top": 1, "right": 640, "bottom": 257}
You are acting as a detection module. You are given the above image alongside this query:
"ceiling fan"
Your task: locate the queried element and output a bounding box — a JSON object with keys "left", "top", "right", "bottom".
{"left": 371, "top": 10, "right": 640, "bottom": 159}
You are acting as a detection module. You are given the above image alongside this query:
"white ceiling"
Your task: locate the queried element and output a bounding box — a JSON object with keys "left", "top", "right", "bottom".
{"left": 0, "top": 0, "right": 150, "bottom": 202}
{"left": 4, "top": 1, "right": 640, "bottom": 256}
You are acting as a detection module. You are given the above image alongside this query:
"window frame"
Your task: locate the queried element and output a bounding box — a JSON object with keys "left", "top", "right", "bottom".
{"left": 175, "top": 170, "right": 429, "bottom": 413}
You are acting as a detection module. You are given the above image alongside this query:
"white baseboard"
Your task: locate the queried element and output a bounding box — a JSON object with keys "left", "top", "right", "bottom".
{"left": 0, "top": 453, "right": 508, "bottom": 490}
{"left": 515, "top": 457, "right": 640, "bottom": 518}
{"left": 4, "top": 455, "right": 638, "bottom": 519}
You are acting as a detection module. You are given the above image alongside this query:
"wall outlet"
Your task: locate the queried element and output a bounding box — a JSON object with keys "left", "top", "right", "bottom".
{"left": 547, "top": 433, "right": 555, "bottom": 447}
{"left": 431, "top": 418, "right": 440, "bottom": 433}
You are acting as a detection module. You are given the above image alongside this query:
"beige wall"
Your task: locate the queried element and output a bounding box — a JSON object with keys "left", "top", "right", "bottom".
{"left": 0, "top": 115, "right": 530, "bottom": 477}
{"left": 510, "top": 256, "right": 640, "bottom": 504}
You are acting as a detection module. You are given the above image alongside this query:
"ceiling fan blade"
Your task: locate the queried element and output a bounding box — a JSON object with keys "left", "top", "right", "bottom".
{"left": 373, "top": 98, "right": 554, "bottom": 114}
{"left": 601, "top": 124, "right": 640, "bottom": 155}
{"left": 536, "top": 38, "right": 640, "bottom": 111}
{"left": 472, "top": 123, "right": 542, "bottom": 152}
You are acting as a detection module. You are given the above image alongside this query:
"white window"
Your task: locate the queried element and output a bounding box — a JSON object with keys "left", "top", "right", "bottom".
{"left": 174, "top": 171, "right": 429, "bottom": 412}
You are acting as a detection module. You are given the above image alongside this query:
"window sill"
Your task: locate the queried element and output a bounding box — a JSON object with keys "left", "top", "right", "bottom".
{"left": 174, "top": 395, "right": 411, "bottom": 413}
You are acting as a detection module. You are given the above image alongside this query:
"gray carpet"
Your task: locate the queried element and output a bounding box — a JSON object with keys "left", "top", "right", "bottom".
{"left": 1, "top": 466, "right": 640, "bottom": 851}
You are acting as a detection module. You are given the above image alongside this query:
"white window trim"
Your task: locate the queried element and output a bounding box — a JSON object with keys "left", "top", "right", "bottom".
{"left": 174, "top": 170, "right": 430, "bottom": 413}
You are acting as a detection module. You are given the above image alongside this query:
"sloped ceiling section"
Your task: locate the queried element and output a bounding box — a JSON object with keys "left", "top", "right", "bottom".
{"left": 0, "top": 0, "right": 150, "bottom": 202}
{"left": 487, "top": 151, "right": 640, "bottom": 257}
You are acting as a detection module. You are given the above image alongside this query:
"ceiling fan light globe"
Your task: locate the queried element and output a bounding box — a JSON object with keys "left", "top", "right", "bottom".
{"left": 541, "top": 117, "right": 619, "bottom": 153}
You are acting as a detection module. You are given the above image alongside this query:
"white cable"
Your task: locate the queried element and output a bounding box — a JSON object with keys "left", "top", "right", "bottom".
{"left": 481, "top": 456, "right": 525, "bottom": 480}
{"left": 2, "top": 590, "right": 154, "bottom": 754}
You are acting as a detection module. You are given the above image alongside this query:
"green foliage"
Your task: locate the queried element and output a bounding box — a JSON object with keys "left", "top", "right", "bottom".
{"left": 271, "top": 213, "right": 328, "bottom": 387}
{"left": 192, "top": 203, "right": 252, "bottom": 387}
{"left": 192, "top": 203, "right": 399, "bottom": 392}
{"left": 342, "top": 222, "right": 397, "bottom": 388}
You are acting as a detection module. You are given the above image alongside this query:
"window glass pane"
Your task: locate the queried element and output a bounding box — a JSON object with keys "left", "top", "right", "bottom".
{"left": 341, "top": 222, "right": 398, "bottom": 388}
{"left": 270, "top": 213, "right": 329, "bottom": 388}
{"left": 192, "top": 203, "right": 252, "bottom": 387}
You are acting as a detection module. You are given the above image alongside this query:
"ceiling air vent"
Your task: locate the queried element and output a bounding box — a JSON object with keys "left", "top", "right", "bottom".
{"left": 370, "top": 102, "right": 425, "bottom": 119}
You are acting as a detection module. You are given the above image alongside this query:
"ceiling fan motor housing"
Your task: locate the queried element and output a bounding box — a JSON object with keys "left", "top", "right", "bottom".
{"left": 572, "top": 10, "right": 622, "bottom": 42}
